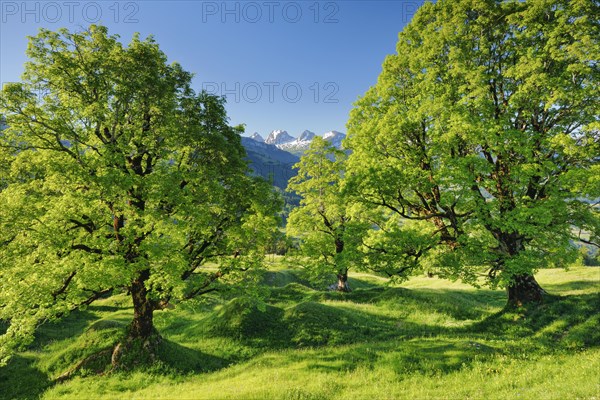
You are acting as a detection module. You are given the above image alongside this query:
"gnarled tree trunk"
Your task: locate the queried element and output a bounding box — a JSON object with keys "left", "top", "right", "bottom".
{"left": 111, "top": 269, "right": 161, "bottom": 369}
{"left": 129, "top": 269, "right": 155, "bottom": 340}
{"left": 336, "top": 270, "right": 351, "bottom": 292}
{"left": 507, "top": 274, "right": 546, "bottom": 307}
{"left": 334, "top": 234, "right": 350, "bottom": 292}
{"left": 496, "top": 233, "right": 546, "bottom": 307}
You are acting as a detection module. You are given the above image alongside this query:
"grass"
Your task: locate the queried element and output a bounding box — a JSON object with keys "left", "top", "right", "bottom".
{"left": 0, "top": 265, "right": 599, "bottom": 399}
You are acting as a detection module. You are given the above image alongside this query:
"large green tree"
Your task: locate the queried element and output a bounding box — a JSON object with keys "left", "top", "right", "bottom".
{"left": 287, "top": 137, "right": 364, "bottom": 291}
{"left": 345, "top": 0, "right": 599, "bottom": 305}
{"left": 0, "top": 26, "right": 280, "bottom": 364}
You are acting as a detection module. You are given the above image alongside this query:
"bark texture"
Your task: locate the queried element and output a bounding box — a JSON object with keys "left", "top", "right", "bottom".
{"left": 336, "top": 271, "right": 351, "bottom": 292}
{"left": 507, "top": 274, "right": 546, "bottom": 307}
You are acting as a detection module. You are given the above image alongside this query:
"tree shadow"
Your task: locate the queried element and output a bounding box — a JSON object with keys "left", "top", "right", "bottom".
{"left": 31, "top": 310, "right": 99, "bottom": 349}
{"left": 469, "top": 292, "right": 600, "bottom": 348}
{"left": 157, "top": 338, "right": 231, "bottom": 374}
{"left": 87, "top": 305, "right": 124, "bottom": 313}
{"left": 193, "top": 296, "right": 460, "bottom": 352}
{"left": 325, "top": 286, "right": 504, "bottom": 321}
{"left": 261, "top": 270, "right": 312, "bottom": 288}
{"left": 282, "top": 338, "right": 498, "bottom": 376}
{"left": 268, "top": 282, "right": 318, "bottom": 304}
{"left": 413, "top": 288, "right": 506, "bottom": 320}
{"left": 377, "top": 338, "right": 498, "bottom": 375}
{"left": 0, "top": 355, "right": 51, "bottom": 400}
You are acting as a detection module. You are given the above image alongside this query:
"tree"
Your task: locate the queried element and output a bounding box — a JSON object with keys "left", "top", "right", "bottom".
{"left": 286, "top": 137, "right": 363, "bottom": 291}
{"left": 345, "top": 0, "right": 599, "bottom": 306}
{"left": 0, "top": 26, "right": 280, "bottom": 365}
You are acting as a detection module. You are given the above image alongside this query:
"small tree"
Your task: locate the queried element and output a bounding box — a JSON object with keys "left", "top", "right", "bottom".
{"left": 286, "top": 137, "right": 363, "bottom": 291}
{"left": 346, "top": 0, "right": 599, "bottom": 306}
{"left": 0, "top": 26, "right": 280, "bottom": 365}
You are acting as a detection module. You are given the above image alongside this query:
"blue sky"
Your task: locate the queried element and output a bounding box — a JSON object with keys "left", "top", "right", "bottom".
{"left": 0, "top": 1, "right": 424, "bottom": 137}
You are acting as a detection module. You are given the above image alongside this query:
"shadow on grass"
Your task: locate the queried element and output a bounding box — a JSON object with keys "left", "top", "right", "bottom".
{"left": 0, "top": 355, "right": 51, "bottom": 400}
{"left": 268, "top": 283, "right": 318, "bottom": 304}
{"left": 192, "top": 295, "right": 459, "bottom": 351}
{"left": 325, "top": 286, "right": 504, "bottom": 321}
{"left": 0, "top": 333, "right": 232, "bottom": 399}
{"left": 261, "top": 269, "right": 313, "bottom": 288}
{"left": 31, "top": 310, "right": 99, "bottom": 349}
{"left": 377, "top": 338, "right": 497, "bottom": 375}
{"left": 157, "top": 339, "right": 231, "bottom": 374}
{"left": 415, "top": 288, "right": 506, "bottom": 314}
{"left": 269, "top": 338, "right": 498, "bottom": 376}
{"left": 470, "top": 293, "right": 600, "bottom": 349}
{"left": 87, "top": 305, "right": 124, "bottom": 313}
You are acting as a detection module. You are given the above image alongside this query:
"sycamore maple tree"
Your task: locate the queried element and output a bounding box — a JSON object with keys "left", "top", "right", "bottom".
{"left": 0, "top": 26, "right": 280, "bottom": 365}
{"left": 345, "top": 0, "right": 599, "bottom": 305}
{"left": 286, "top": 137, "right": 365, "bottom": 291}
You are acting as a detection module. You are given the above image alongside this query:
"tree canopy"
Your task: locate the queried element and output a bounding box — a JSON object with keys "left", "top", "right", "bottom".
{"left": 0, "top": 25, "right": 280, "bottom": 364}
{"left": 345, "top": 0, "right": 599, "bottom": 305}
{"left": 286, "top": 137, "right": 365, "bottom": 291}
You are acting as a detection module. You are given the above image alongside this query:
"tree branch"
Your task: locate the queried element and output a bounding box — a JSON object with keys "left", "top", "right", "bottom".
{"left": 52, "top": 271, "right": 77, "bottom": 301}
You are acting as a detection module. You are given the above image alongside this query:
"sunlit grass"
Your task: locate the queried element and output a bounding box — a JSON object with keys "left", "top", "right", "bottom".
{"left": 1, "top": 266, "right": 598, "bottom": 400}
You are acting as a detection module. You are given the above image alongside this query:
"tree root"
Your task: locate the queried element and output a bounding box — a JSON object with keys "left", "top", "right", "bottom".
{"left": 55, "top": 332, "right": 162, "bottom": 383}
{"left": 109, "top": 332, "right": 161, "bottom": 370}
{"left": 55, "top": 348, "right": 113, "bottom": 383}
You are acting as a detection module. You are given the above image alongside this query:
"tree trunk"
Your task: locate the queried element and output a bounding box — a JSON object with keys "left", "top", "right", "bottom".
{"left": 336, "top": 271, "right": 351, "bottom": 292}
{"left": 333, "top": 236, "right": 350, "bottom": 292}
{"left": 129, "top": 269, "right": 155, "bottom": 340}
{"left": 111, "top": 269, "right": 160, "bottom": 369}
{"left": 507, "top": 274, "right": 546, "bottom": 307}
{"left": 497, "top": 234, "right": 546, "bottom": 307}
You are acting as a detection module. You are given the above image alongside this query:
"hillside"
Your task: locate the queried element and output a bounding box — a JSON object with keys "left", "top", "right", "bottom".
{"left": 1, "top": 265, "right": 598, "bottom": 399}
{"left": 240, "top": 137, "right": 299, "bottom": 190}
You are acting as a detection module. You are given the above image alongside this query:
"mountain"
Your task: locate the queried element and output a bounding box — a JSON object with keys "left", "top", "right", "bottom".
{"left": 278, "top": 130, "right": 316, "bottom": 155}
{"left": 241, "top": 129, "right": 347, "bottom": 185}
{"left": 298, "top": 130, "right": 316, "bottom": 142}
{"left": 322, "top": 130, "right": 345, "bottom": 148}
{"left": 265, "top": 130, "right": 295, "bottom": 145}
{"left": 263, "top": 130, "right": 346, "bottom": 156}
{"left": 240, "top": 137, "right": 299, "bottom": 190}
{"left": 250, "top": 132, "right": 264, "bottom": 142}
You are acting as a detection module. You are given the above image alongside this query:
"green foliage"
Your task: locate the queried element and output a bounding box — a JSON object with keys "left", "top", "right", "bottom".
{"left": 0, "top": 25, "right": 280, "bottom": 363}
{"left": 345, "top": 0, "right": 600, "bottom": 294}
{"left": 286, "top": 137, "right": 367, "bottom": 288}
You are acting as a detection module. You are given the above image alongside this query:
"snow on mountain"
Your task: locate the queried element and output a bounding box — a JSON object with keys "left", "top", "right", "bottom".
{"left": 278, "top": 130, "right": 316, "bottom": 153}
{"left": 248, "top": 129, "right": 346, "bottom": 156}
{"left": 298, "top": 130, "right": 315, "bottom": 142}
{"left": 322, "top": 130, "right": 345, "bottom": 148}
{"left": 265, "top": 130, "right": 295, "bottom": 145}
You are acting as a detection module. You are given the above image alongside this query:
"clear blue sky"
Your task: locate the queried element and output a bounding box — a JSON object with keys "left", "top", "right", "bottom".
{"left": 0, "top": 1, "right": 424, "bottom": 137}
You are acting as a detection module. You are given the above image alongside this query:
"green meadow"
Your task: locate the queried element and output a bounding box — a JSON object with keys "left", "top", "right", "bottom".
{"left": 1, "top": 264, "right": 598, "bottom": 400}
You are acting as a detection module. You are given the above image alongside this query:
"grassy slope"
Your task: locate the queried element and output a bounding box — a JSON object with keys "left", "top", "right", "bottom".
{"left": 1, "top": 266, "right": 598, "bottom": 400}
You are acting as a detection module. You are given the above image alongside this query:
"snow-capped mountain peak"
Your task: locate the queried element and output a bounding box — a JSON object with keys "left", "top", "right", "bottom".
{"left": 298, "top": 130, "right": 315, "bottom": 142}
{"left": 250, "top": 132, "right": 264, "bottom": 143}
{"left": 265, "top": 130, "right": 295, "bottom": 145}
{"left": 323, "top": 130, "right": 344, "bottom": 140}
{"left": 322, "top": 130, "right": 345, "bottom": 148}
{"left": 248, "top": 129, "right": 346, "bottom": 156}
